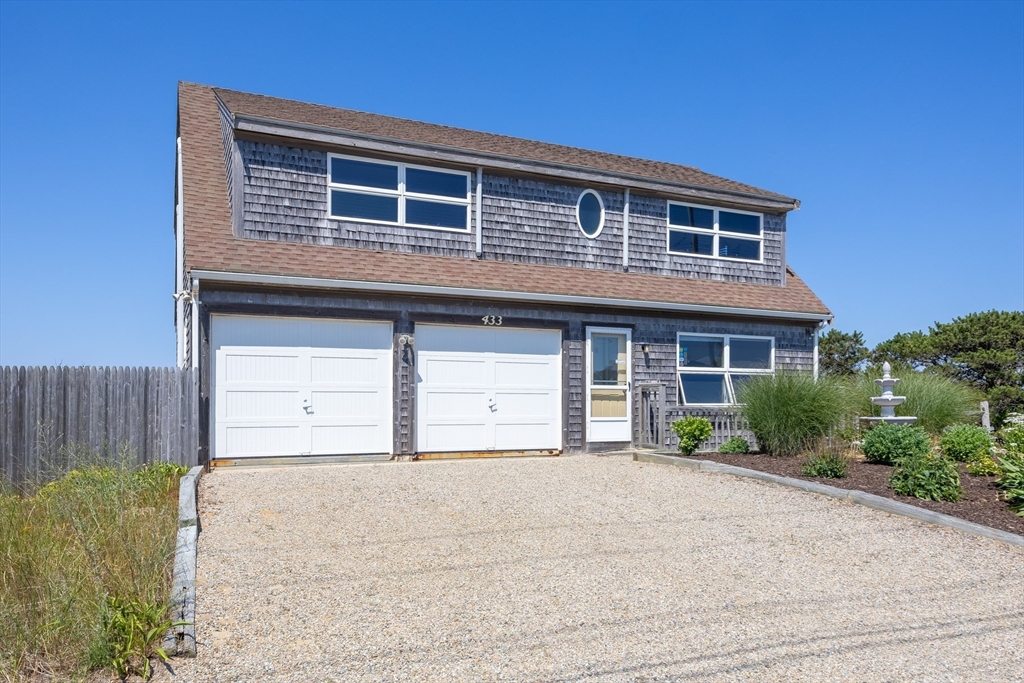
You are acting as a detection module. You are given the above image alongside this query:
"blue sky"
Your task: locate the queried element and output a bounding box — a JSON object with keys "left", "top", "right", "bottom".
{"left": 1, "top": 1, "right": 1021, "bottom": 366}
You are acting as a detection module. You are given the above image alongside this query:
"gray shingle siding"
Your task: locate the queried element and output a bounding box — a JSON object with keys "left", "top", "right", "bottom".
{"left": 235, "top": 139, "right": 786, "bottom": 285}
{"left": 199, "top": 287, "right": 814, "bottom": 456}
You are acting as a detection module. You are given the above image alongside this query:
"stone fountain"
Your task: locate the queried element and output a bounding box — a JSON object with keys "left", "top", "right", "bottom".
{"left": 861, "top": 362, "right": 917, "bottom": 428}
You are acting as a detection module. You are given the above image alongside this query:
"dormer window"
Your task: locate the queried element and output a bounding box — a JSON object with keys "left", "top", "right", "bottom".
{"left": 576, "top": 190, "right": 605, "bottom": 238}
{"left": 328, "top": 154, "right": 471, "bottom": 232}
{"left": 667, "top": 201, "right": 763, "bottom": 262}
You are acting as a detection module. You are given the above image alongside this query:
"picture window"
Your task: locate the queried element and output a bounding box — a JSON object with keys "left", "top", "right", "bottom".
{"left": 667, "top": 202, "right": 763, "bottom": 262}
{"left": 328, "top": 154, "right": 471, "bottom": 232}
{"left": 677, "top": 334, "right": 774, "bottom": 405}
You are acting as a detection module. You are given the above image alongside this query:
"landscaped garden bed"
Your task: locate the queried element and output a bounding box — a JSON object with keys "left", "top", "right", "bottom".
{"left": 686, "top": 450, "right": 1024, "bottom": 536}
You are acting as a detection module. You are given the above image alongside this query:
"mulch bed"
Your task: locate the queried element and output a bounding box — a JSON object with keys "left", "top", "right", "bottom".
{"left": 687, "top": 451, "right": 1024, "bottom": 537}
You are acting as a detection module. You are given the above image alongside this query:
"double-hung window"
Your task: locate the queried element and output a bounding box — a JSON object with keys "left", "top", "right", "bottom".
{"left": 677, "top": 334, "right": 774, "bottom": 405}
{"left": 328, "top": 154, "right": 472, "bottom": 232}
{"left": 667, "top": 202, "right": 763, "bottom": 262}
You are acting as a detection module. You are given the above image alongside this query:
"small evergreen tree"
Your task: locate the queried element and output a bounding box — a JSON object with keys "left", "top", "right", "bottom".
{"left": 818, "top": 328, "right": 869, "bottom": 377}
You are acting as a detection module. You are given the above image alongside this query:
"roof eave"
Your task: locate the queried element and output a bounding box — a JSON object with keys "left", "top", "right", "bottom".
{"left": 189, "top": 268, "right": 831, "bottom": 323}
{"left": 229, "top": 112, "right": 801, "bottom": 213}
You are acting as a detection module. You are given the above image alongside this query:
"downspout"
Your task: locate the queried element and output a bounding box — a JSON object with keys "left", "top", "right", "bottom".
{"left": 175, "top": 137, "right": 185, "bottom": 369}
{"left": 622, "top": 188, "right": 630, "bottom": 270}
{"left": 475, "top": 167, "right": 483, "bottom": 257}
{"left": 191, "top": 278, "right": 200, "bottom": 370}
{"left": 813, "top": 320, "right": 829, "bottom": 381}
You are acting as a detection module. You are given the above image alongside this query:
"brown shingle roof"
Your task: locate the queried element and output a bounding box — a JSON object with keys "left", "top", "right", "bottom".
{"left": 213, "top": 86, "right": 794, "bottom": 203}
{"left": 179, "top": 83, "right": 829, "bottom": 319}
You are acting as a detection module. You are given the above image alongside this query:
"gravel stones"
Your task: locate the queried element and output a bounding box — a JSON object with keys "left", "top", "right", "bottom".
{"left": 161, "top": 455, "right": 1024, "bottom": 682}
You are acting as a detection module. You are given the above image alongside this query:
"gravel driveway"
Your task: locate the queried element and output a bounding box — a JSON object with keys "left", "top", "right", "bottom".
{"left": 162, "top": 454, "right": 1024, "bottom": 682}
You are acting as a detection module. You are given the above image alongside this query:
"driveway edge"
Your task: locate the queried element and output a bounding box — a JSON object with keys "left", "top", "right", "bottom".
{"left": 163, "top": 465, "right": 204, "bottom": 657}
{"left": 634, "top": 451, "right": 1024, "bottom": 548}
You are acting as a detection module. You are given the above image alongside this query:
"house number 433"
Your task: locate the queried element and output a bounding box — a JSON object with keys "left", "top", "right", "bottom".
{"left": 481, "top": 315, "right": 502, "bottom": 326}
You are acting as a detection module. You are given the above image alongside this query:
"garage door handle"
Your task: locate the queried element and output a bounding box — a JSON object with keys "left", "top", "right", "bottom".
{"left": 303, "top": 402, "right": 314, "bottom": 414}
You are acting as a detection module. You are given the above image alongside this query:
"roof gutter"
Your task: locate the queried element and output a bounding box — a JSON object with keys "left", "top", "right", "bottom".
{"left": 231, "top": 113, "right": 800, "bottom": 213}
{"left": 189, "top": 269, "right": 832, "bottom": 323}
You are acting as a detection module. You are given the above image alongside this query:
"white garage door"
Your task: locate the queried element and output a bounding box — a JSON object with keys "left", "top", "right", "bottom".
{"left": 212, "top": 315, "right": 392, "bottom": 459}
{"left": 416, "top": 324, "right": 562, "bottom": 453}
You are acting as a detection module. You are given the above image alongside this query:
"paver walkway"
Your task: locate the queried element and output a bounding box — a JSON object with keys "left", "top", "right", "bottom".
{"left": 161, "top": 455, "right": 1024, "bottom": 682}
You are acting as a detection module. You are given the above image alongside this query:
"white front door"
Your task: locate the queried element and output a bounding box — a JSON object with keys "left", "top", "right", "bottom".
{"left": 587, "top": 327, "right": 632, "bottom": 443}
{"left": 212, "top": 315, "right": 393, "bottom": 459}
{"left": 415, "top": 324, "right": 562, "bottom": 453}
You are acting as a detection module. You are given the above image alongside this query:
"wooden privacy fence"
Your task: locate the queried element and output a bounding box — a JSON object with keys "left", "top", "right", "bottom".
{"left": 0, "top": 366, "right": 199, "bottom": 483}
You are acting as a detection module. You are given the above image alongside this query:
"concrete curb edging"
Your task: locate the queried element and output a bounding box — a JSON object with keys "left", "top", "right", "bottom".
{"left": 634, "top": 451, "right": 1024, "bottom": 548}
{"left": 163, "top": 465, "right": 204, "bottom": 657}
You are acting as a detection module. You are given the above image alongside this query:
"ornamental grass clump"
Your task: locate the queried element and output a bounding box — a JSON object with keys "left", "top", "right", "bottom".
{"left": 889, "top": 452, "right": 964, "bottom": 502}
{"left": 737, "top": 373, "right": 850, "bottom": 457}
{"left": 801, "top": 451, "right": 849, "bottom": 478}
{"left": 861, "top": 423, "right": 930, "bottom": 465}
{"left": 849, "top": 368, "right": 979, "bottom": 435}
{"left": 940, "top": 424, "right": 993, "bottom": 462}
{"left": 718, "top": 437, "right": 750, "bottom": 454}
{"left": 671, "top": 416, "right": 713, "bottom": 456}
{"left": 0, "top": 449, "right": 186, "bottom": 681}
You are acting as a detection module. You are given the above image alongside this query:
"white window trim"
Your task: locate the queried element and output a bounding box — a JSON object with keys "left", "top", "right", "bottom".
{"left": 676, "top": 333, "right": 775, "bottom": 406}
{"left": 327, "top": 153, "right": 472, "bottom": 233}
{"left": 576, "top": 189, "right": 606, "bottom": 239}
{"left": 666, "top": 201, "right": 764, "bottom": 264}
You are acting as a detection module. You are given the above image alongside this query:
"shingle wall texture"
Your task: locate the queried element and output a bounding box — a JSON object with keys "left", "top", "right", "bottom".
{"left": 236, "top": 139, "right": 786, "bottom": 285}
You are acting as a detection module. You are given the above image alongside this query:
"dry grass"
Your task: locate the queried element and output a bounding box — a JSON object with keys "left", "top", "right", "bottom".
{"left": 0, "top": 447, "right": 185, "bottom": 682}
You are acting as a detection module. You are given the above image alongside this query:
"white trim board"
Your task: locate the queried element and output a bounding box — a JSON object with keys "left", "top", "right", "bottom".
{"left": 190, "top": 270, "right": 833, "bottom": 323}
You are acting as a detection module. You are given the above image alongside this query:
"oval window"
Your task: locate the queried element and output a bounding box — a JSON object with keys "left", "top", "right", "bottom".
{"left": 576, "top": 190, "right": 605, "bottom": 238}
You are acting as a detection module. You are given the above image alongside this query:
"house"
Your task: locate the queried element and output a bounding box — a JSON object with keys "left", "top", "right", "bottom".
{"left": 174, "top": 82, "right": 831, "bottom": 465}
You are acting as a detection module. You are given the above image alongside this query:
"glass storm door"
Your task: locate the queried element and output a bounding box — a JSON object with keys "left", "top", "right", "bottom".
{"left": 587, "top": 328, "right": 632, "bottom": 443}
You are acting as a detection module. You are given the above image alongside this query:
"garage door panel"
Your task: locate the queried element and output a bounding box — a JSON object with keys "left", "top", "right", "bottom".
{"left": 311, "top": 425, "right": 383, "bottom": 455}
{"left": 225, "top": 425, "right": 300, "bottom": 457}
{"left": 311, "top": 390, "right": 380, "bottom": 418}
{"left": 309, "top": 319, "right": 392, "bottom": 349}
{"left": 224, "top": 391, "right": 300, "bottom": 419}
{"left": 426, "top": 391, "right": 490, "bottom": 418}
{"left": 417, "top": 325, "right": 494, "bottom": 354}
{"left": 310, "top": 355, "right": 381, "bottom": 384}
{"left": 424, "top": 423, "right": 489, "bottom": 451}
{"left": 224, "top": 354, "right": 299, "bottom": 383}
{"left": 416, "top": 324, "right": 561, "bottom": 453}
{"left": 217, "top": 316, "right": 310, "bottom": 348}
{"left": 494, "top": 392, "right": 555, "bottom": 417}
{"left": 495, "top": 423, "right": 554, "bottom": 450}
{"left": 423, "top": 358, "right": 487, "bottom": 385}
{"left": 213, "top": 315, "right": 393, "bottom": 459}
{"left": 494, "top": 360, "right": 556, "bottom": 388}
{"left": 492, "top": 328, "right": 560, "bottom": 356}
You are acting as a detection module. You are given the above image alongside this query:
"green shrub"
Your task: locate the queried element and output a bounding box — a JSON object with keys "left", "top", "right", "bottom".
{"left": 940, "top": 424, "right": 993, "bottom": 462}
{"left": 718, "top": 437, "right": 750, "bottom": 454}
{"left": 738, "top": 373, "right": 851, "bottom": 457}
{"left": 966, "top": 455, "right": 1001, "bottom": 477}
{"left": 848, "top": 369, "right": 980, "bottom": 435}
{"left": 671, "top": 417, "right": 713, "bottom": 456}
{"left": 997, "top": 451, "right": 1024, "bottom": 516}
{"left": 801, "top": 451, "right": 849, "bottom": 478}
{"left": 861, "top": 423, "right": 931, "bottom": 465}
{"left": 889, "top": 453, "right": 963, "bottom": 502}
